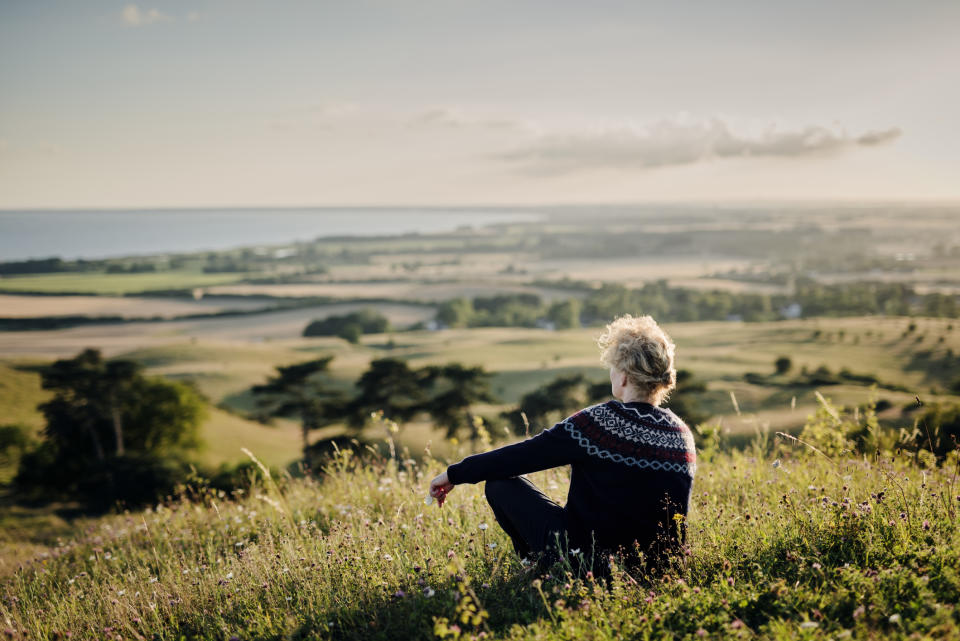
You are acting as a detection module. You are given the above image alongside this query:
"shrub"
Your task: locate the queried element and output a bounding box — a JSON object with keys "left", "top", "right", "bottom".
{"left": 303, "top": 309, "right": 390, "bottom": 339}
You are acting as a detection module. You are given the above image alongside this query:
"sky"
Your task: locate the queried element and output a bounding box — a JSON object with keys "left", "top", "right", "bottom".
{"left": 1, "top": 0, "right": 958, "bottom": 208}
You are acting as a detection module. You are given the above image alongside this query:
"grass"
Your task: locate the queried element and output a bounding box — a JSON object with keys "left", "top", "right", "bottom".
{"left": 0, "top": 363, "right": 47, "bottom": 431}
{"left": 2, "top": 433, "right": 958, "bottom": 640}
{"left": 0, "top": 271, "right": 248, "bottom": 295}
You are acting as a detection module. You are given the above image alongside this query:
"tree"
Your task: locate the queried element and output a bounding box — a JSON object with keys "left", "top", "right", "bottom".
{"left": 16, "top": 348, "right": 205, "bottom": 507}
{"left": 546, "top": 299, "right": 581, "bottom": 329}
{"left": 303, "top": 310, "right": 391, "bottom": 341}
{"left": 436, "top": 298, "right": 474, "bottom": 328}
{"left": 774, "top": 356, "right": 793, "bottom": 375}
{"left": 502, "top": 374, "right": 590, "bottom": 434}
{"left": 251, "top": 357, "right": 344, "bottom": 459}
{"left": 347, "top": 358, "right": 426, "bottom": 427}
{"left": 38, "top": 349, "right": 204, "bottom": 463}
{"left": 419, "top": 364, "right": 495, "bottom": 438}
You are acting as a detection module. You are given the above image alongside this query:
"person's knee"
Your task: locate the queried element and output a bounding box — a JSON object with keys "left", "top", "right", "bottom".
{"left": 484, "top": 478, "right": 513, "bottom": 505}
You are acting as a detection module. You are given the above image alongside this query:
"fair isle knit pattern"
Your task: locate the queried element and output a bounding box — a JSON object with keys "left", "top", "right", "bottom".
{"left": 560, "top": 401, "right": 697, "bottom": 478}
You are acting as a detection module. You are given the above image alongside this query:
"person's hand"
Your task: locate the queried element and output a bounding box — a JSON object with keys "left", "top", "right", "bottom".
{"left": 428, "top": 471, "right": 454, "bottom": 507}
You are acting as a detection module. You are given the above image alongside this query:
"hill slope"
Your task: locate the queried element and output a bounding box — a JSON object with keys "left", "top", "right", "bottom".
{"left": 2, "top": 440, "right": 958, "bottom": 640}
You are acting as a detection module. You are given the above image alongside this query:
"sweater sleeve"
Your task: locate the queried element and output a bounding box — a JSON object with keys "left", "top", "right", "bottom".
{"left": 446, "top": 418, "right": 586, "bottom": 485}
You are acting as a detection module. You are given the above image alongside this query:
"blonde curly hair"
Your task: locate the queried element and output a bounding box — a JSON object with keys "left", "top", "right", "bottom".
{"left": 597, "top": 314, "right": 677, "bottom": 405}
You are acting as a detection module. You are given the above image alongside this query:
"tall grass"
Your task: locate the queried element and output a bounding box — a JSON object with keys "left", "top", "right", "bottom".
{"left": 2, "top": 432, "right": 959, "bottom": 640}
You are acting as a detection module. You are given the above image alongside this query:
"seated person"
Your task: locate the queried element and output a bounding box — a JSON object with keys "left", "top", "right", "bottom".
{"left": 429, "top": 314, "right": 697, "bottom": 576}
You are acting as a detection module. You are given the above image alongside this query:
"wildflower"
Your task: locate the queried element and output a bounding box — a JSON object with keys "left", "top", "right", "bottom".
{"left": 922, "top": 520, "right": 931, "bottom": 531}
{"left": 383, "top": 554, "right": 393, "bottom": 561}
{"left": 393, "top": 590, "right": 406, "bottom": 598}
{"left": 225, "top": 572, "right": 234, "bottom": 580}
{"left": 149, "top": 577, "right": 158, "bottom": 584}
{"left": 800, "top": 621, "right": 819, "bottom": 629}
{"left": 771, "top": 459, "right": 781, "bottom": 468}
{"left": 117, "top": 590, "right": 125, "bottom": 596}
{"left": 730, "top": 619, "right": 744, "bottom": 629}
{"left": 570, "top": 548, "right": 581, "bottom": 555}
{"left": 889, "top": 614, "right": 902, "bottom": 624}
{"left": 696, "top": 629, "right": 707, "bottom": 637}
{"left": 423, "top": 587, "right": 435, "bottom": 597}
{"left": 853, "top": 605, "right": 866, "bottom": 619}
{"left": 478, "top": 523, "right": 488, "bottom": 531}
{"left": 487, "top": 543, "right": 497, "bottom": 549}
{"left": 812, "top": 562, "right": 822, "bottom": 570}
{"left": 285, "top": 596, "right": 292, "bottom": 602}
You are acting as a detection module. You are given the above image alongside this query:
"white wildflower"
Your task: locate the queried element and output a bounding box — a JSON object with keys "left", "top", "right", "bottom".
{"left": 423, "top": 587, "right": 435, "bottom": 597}
{"left": 149, "top": 577, "right": 158, "bottom": 584}
{"left": 478, "top": 523, "right": 488, "bottom": 531}
{"left": 800, "top": 621, "right": 818, "bottom": 629}
{"left": 383, "top": 554, "right": 393, "bottom": 561}
{"left": 771, "top": 459, "right": 781, "bottom": 468}
{"left": 117, "top": 590, "right": 125, "bottom": 596}
{"left": 488, "top": 543, "right": 497, "bottom": 549}
{"left": 570, "top": 548, "right": 581, "bottom": 555}
{"left": 225, "top": 572, "right": 234, "bottom": 580}
{"left": 889, "top": 614, "right": 902, "bottom": 624}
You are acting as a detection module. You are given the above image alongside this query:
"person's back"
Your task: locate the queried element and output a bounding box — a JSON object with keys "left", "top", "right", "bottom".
{"left": 560, "top": 399, "right": 695, "bottom": 568}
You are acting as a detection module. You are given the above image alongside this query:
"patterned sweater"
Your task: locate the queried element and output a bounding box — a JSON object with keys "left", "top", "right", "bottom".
{"left": 447, "top": 400, "right": 697, "bottom": 558}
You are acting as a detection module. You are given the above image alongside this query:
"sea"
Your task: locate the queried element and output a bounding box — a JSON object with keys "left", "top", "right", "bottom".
{"left": 0, "top": 208, "right": 541, "bottom": 262}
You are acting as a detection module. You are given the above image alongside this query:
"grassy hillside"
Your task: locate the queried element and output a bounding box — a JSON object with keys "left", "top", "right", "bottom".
{"left": 2, "top": 439, "right": 958, "bottom": 640}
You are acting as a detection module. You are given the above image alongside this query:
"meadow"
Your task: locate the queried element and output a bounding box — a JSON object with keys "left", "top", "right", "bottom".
{"left": 2, "top": 425, "right": 958, "bottom": 640}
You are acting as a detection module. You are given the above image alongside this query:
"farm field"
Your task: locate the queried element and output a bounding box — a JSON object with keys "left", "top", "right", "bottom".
{"left": 3, "top": 315, "right": 958, "bottom": 477}
{"left": 0, "top": 271, "right": 248, "bottom": 295}
{"left": 0, "top": 294, "right": 268, "bottom": 318}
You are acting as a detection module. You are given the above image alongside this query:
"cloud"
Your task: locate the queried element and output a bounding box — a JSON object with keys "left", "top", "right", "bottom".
{"left": 495, "top": 117, "right": 902, "bottom": 175}
{"left": 408, "top": 108, "right": 530, "bottom": 132}
{"left": 121, "top": 4, "right": 172, "bottom": 27}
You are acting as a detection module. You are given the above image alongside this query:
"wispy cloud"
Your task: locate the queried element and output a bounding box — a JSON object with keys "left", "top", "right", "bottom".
{"left": 121, "top": 4, "right": 172, "bottom": 27}
{"left": 408, "top": 107, "right": 530, "bottom": 132}
{"left": 495, "top": 117, "right": 902, "bottom": 175}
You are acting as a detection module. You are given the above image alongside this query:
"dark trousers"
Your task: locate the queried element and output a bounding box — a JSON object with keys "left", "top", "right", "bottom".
{"left": 484, "top": 476, "right": 569, "bottom": 562}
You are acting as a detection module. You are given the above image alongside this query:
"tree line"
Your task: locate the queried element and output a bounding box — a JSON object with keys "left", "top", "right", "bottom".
{"left": 432, "top": 281, "right": 959, "bottom": 329}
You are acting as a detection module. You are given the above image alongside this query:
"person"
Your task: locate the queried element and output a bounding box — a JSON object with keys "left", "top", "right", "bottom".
{"left": 428, "top": 314, "right": 696, "bottom": 577}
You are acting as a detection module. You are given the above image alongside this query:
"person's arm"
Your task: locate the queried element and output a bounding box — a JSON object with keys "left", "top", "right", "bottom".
{"left": 445, "top": 419, "right": 586, "bottom": 485}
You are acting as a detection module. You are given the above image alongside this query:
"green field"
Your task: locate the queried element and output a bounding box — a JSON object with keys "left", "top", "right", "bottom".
{"left": 3, "top": 316, "right": 958, "bottom": 479}
{"left": 0, "top": 270, "right": 249, "bottom": 295}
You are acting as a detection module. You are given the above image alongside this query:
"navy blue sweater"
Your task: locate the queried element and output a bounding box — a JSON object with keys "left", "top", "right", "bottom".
{"left": 447, "top": 400, "right": 697, "bottom": 559}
